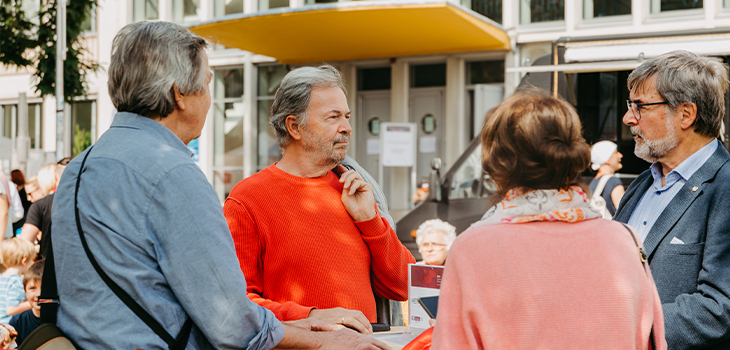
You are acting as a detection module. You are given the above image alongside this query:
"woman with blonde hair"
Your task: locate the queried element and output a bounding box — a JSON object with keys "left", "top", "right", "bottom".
{"left": 430, "top": 92, "right": 666, "bottom": 349}
{"left": 415, "top": 219, "right": 456, "bottom": 266}
{"left": 36, "top": 163, "right": 57, "bottom": 196}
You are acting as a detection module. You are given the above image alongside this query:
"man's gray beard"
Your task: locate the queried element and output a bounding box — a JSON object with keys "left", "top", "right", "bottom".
{"left": 631, "top": 119, "right": 678, "bottom": 163}
{"left": 301, "top": 130, "right": 349, "bottom": 167}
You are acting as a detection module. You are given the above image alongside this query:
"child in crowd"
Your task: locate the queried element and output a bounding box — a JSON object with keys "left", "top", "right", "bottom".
{"left": 9, "top": 259, "right": 43, "bottom": 346}
{"left": 0, "top": 238, "right": 37, "bottom": 323}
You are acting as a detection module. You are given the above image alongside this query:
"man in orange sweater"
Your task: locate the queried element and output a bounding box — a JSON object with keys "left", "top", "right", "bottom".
{"left": 224, "top": 64, "right": 415, "bottom": 335}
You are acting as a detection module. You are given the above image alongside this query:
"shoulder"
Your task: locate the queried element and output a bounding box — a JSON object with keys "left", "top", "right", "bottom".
{"left": 228, "top": 166, "right": 277, "bottom": 199}
{"left": 606, "top": 176, "right": 623, "bottom": 188}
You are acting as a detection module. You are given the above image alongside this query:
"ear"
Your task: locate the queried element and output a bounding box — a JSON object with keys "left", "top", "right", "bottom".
{"left": 285, "top": 115, "right": 303, "bottom": 141}
{"left": 21, "top": 257, "right": 27, "bottom": 265}
{"left": 679, "top": 102, "right": 698, "bottom": 131}
{"left": 173, "top": 85, "right": 186, "bottom": 111}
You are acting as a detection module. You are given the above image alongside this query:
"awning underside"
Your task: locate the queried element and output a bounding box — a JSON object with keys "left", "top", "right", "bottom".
{"left": 189, "top": 1, "right": 510, "bottom": 64}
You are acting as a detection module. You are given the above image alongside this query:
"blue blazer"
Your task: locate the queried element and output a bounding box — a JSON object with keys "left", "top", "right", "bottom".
{"left": 614, "top": 142, "right": 730, "bottom": 350}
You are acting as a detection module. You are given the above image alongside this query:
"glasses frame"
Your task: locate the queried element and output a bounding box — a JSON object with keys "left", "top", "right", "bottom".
{"left": 626, "top": 100, "right": 669, "bottom": 120}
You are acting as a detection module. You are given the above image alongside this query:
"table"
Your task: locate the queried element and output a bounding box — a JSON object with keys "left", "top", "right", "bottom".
{"left": 371, "top": 326, "right": 427, "bottom": 350}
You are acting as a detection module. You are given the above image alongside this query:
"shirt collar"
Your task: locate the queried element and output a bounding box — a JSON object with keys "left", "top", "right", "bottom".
{"left": 649, "top": 139, "right": 718, "bottom": 183}
{"left": 110, "top": 112, "right": 194, "bottom": 158}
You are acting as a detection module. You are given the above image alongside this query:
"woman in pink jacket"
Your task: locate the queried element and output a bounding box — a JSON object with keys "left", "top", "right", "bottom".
{"left": 430, "top": 92, "right": 666, "bottom": 350}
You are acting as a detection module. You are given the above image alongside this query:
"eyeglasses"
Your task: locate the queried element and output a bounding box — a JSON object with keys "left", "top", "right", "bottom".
{"left": 626, "top": 100, "right": 669, "bottom": 120}
{"left": 420, "top": 242, "right": 447, "bottom": 250}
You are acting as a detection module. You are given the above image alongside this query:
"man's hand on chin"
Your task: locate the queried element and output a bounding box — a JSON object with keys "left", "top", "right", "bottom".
{"left": 308, "top": 307, "right": 373, "bottom": 334}
{"left": 338, "top": 165, "right": 377, "bottom": 222}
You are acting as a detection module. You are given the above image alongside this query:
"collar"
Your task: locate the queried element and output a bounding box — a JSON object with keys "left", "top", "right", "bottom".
{"left": 110, "top": 112, "right": 193, "bottom": 158}
{"left": 650, "top": 139, "right": 718, "bottom": 183}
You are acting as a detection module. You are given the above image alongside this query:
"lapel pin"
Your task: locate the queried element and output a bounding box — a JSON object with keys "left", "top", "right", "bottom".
{"left": 692, "top": 186, "right": 699, "bottom": 192}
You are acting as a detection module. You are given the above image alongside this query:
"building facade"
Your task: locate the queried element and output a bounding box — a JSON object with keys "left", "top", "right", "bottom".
{"left": 2, "top": 0, "right": 730, "bottom": 212}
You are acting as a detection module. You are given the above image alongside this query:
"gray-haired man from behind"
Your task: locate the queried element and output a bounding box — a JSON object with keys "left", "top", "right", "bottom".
{"left": 614, "top": 50, "right": 730, "bottom": 349}
{"left": 50, "top": 21, "right": 389, "bottom": 350}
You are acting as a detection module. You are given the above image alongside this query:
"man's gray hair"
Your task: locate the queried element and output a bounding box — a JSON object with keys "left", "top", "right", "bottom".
{"left": 270, "top": 64, "right": 346, "bottom": 149}
{"left": 108, "top": 21, "right": 209, "bottom": 118}
{"left": 628, "top": 50, "right": 729, "bottom": 138}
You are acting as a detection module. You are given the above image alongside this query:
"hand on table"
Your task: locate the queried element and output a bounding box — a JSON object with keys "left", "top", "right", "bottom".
{"left": 318, "top": 328, "right": 391, "bottom": 350}
{"left": 309, "top": 307, "right": 373, "bottom": 334}
{"left": 337, "top": 165, "right": 376, "bottom": 223}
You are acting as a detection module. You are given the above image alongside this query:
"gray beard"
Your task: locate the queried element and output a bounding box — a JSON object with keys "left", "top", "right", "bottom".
{"left": 301, "top": 131, "right": 349, "bottom": 168}
{"left": 631, "top": 119, "right": 678, "bottom": 163}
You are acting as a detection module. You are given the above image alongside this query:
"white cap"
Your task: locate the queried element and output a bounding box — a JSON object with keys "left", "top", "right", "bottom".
{"left": 591, "top": 141, "right": 618, "bottom": 171}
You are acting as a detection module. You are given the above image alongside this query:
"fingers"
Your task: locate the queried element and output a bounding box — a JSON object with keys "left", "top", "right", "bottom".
{"left": 355, "top": 337, "right": 391, "bottom": 350}
{"left": 340, "top": 313, "right": 372, "bottom": 335}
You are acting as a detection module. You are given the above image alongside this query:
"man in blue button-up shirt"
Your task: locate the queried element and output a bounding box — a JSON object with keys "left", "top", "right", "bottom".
{"left": 51, "top": 21, "right": 388, "bottom": 350}
{"left": 614, "top": 50, "right": 730, "bottom": 350}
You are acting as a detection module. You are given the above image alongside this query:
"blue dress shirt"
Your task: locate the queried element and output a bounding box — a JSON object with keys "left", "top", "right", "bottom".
{"left": 628, "top": 140, "right": 718, "bottom": 242}
{"left": 52, "top": 112, "right": 284, "bottom": 349}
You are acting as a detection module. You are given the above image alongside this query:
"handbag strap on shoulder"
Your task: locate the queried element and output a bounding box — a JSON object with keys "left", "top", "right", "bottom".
{"left": 73, "top": 147, "right": 193, "bottom": 350}
{"left": 619, "top": 222, "right": 655, "bottom": 350}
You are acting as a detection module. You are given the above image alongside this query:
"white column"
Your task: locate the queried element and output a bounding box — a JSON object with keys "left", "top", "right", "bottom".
{"left": 633, "top": 0, "right": 643, "bottom": 27}
{"left": 243, "top": 55, "right": 256, "bottom": 178}
{"left": 444, "top": 56, "right": 466, "bottom": 170}
{"left": 290, "top": 0, "right": 304, "bottom": 9}
{"left": 705, "top": 0, "right": 715, "bottom": 28}
{"left": 245, "top": 0, "right": 257, "bottom": 13}
{"left": 389, "top": 60, "right": 409, "bottom": 211}
{"left": 564, "top": 0, "right": 576, "bottom": 34}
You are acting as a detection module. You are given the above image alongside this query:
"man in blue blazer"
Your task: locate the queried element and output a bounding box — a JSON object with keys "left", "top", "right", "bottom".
{"left": 614, "top": 50, "right": 730, "bottom": 350}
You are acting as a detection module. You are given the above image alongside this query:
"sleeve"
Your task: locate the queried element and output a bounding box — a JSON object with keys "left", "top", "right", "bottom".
{"left": 24, "top": 203, "right": 41, "bottom": 230}
{"left": 430, "top": 243, "right": 474, "bottom": 349}
{"left": 355, "top": 209, "right": 416, "bottom": 301}
{"left": 660, "top": 185, "right": 730, "bottom": 349}
{"left": 223, "top": 197, "right": 314, "bottom": 321}
{"left": 8, "top": 313, "right": 19, "bottom": 329}
{"left": 608, "top": 177, "right": 624, "bottom": 192}
{"left": 146, "top": 165, "right": 284, "bottom": 350}
{"left": 7, "top": 277, "right": 26, "bottom": 306}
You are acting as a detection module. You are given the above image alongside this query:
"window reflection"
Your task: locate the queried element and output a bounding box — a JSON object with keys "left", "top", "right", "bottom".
{"left": 134, "top": 0, "right": 159, "bottom": 21}
{"left": 257, "top": 65, "right": 288, "bottom": 170}
{"left": 172, "top": 0, "right": 200, "bottom": 23}
{"left": 584, "top": 0, "right": 630, "bottom": 19}
{"left": 213, "top": 67, "right": 245, "bottom": 201}
{"left": 214, "top": 0, "right": 243, "bottom": 17}
{"left": 520, "top": 0, "right": 564, "bottom": 24}
{"left": 651, "top": 0, "right": 702, "bottom": 13}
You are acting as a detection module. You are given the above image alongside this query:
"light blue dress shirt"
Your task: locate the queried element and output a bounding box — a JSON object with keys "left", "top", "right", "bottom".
{"left": 52, "top": 112, "right": 284, "bottom": 349}
{"left": 628, "top": 139, "right": 719, "bottom": 242}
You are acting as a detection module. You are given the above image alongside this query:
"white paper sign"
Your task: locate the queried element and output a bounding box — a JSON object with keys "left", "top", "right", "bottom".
{"left": 366, "top": 138, "right": 380, "bottom": 155}
{"left": 419, "top": 136, "right": 437, "bottom": 154}
{"left": 408, "top": 264, "right": 445, "bottom": 329}
{"left": 381, "top": 123, "right": 415, "bottom": 167}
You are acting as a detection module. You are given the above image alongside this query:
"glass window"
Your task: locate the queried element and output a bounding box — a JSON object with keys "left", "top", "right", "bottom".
{"left": 449, "top": 145, "right": 494, "bottom": 199}
{"left": 357, "top": 67, "right": 391, "bottom": 91}
{"left": 520, "top": 0, "right": 564, "bottom": 24}
{"left": 71, "top": 101, "right": 95, "bottom": 157}
{"left": 464, "top": 0, "right": 502, "bottom": 24}
{"left": 213, "top": 67, "right": 245, "bottom": 201}
{"left": 80, "top": 6, "right": 96, "bottom": 33}
{"left": 172, "top": 0, "right": 200, "bottom": 23}
{"left": 410, "top": 64, "right": 446, "bottom": 88}
{"left": 258, "top": 0, "right": 289, "bottom": 11}
{"left": 1, "top": 103, "right": 43, "bottom": 149}
{"left": 725, "top": 0, "right": 730, "bottom": 8}
{"left": 651, "top": 0, "right": 702, "bottom": 13}
{"left": 1, "top": 105, "right": 14, "bottom": 140}
{"left": 257, "top": 65, "right": 287, "bottom": 170}
{"left": 583, "top": 0, "right": 630, "bottom": 19}
{"left": 134, "top": 0, "right": 159, "bottom": 21}
{"left": 214, "top": 0, "right": 243, "bottom": 17}
{"left": 467, "top": 60, "right": 504, "bottom": 85}
{"left": 305, "top": 0, "right": 337, "bottom": 4}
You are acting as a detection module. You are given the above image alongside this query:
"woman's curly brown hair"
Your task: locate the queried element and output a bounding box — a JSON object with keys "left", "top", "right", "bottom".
{"left": 480, "top": 91, "right": 590, "bottom": 205}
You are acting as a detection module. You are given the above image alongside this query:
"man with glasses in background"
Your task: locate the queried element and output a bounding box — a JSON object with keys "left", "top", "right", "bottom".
{"left": 614, "top": 50, "right": 730, "bottom": 349}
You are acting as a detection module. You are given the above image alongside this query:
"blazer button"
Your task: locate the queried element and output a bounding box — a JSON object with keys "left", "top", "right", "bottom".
{"left": 692, "top": 186, "right": 699, "bottom": 192}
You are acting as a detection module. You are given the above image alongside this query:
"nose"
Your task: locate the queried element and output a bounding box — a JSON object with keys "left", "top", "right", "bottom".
{"left": 623, "top": 109, "right": 638, "bottom": 126}
{"left": 339, "top": 116, "right": 352, "bottom": 134}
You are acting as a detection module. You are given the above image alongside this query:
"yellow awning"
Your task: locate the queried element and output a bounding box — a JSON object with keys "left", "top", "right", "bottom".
{"left": 189, "top": 0, "right": 510, "bottom": 64}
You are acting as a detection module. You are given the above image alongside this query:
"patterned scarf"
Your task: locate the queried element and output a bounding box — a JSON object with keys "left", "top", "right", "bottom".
{"left": 470, "top": 186, "right": 601, "bottom": 229}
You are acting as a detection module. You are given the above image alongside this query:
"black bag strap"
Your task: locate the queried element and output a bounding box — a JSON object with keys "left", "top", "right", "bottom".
{"left": 39, "top": 228, "right": 59, "bottom": 324}
{"left": 73, "top": 147, "right": 193, "bottom": 350}
{"left": 619, "top": 222, "right": 657, "bottom": 350}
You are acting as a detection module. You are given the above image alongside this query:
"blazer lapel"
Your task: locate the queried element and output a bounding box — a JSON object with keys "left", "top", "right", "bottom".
{"left": 643, "top": 144, "right": 730, "bottom": 258}
{"left": 613, "top": 171, "right": 652, "bottom": 223}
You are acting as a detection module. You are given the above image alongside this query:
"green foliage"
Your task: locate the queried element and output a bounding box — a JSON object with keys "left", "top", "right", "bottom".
{"left": 0, "top": 0, "right": 36, "bottom": 67}
{"left": 0, "top": 0, "right": 98, "bottom": 102}
{"left": 72, "top": 123, "right": 91, "bottom": 156}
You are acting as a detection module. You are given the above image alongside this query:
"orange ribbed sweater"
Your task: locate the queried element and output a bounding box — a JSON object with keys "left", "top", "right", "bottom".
{"left": 224, "top": 164, "right": 414, "bottom": 322}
